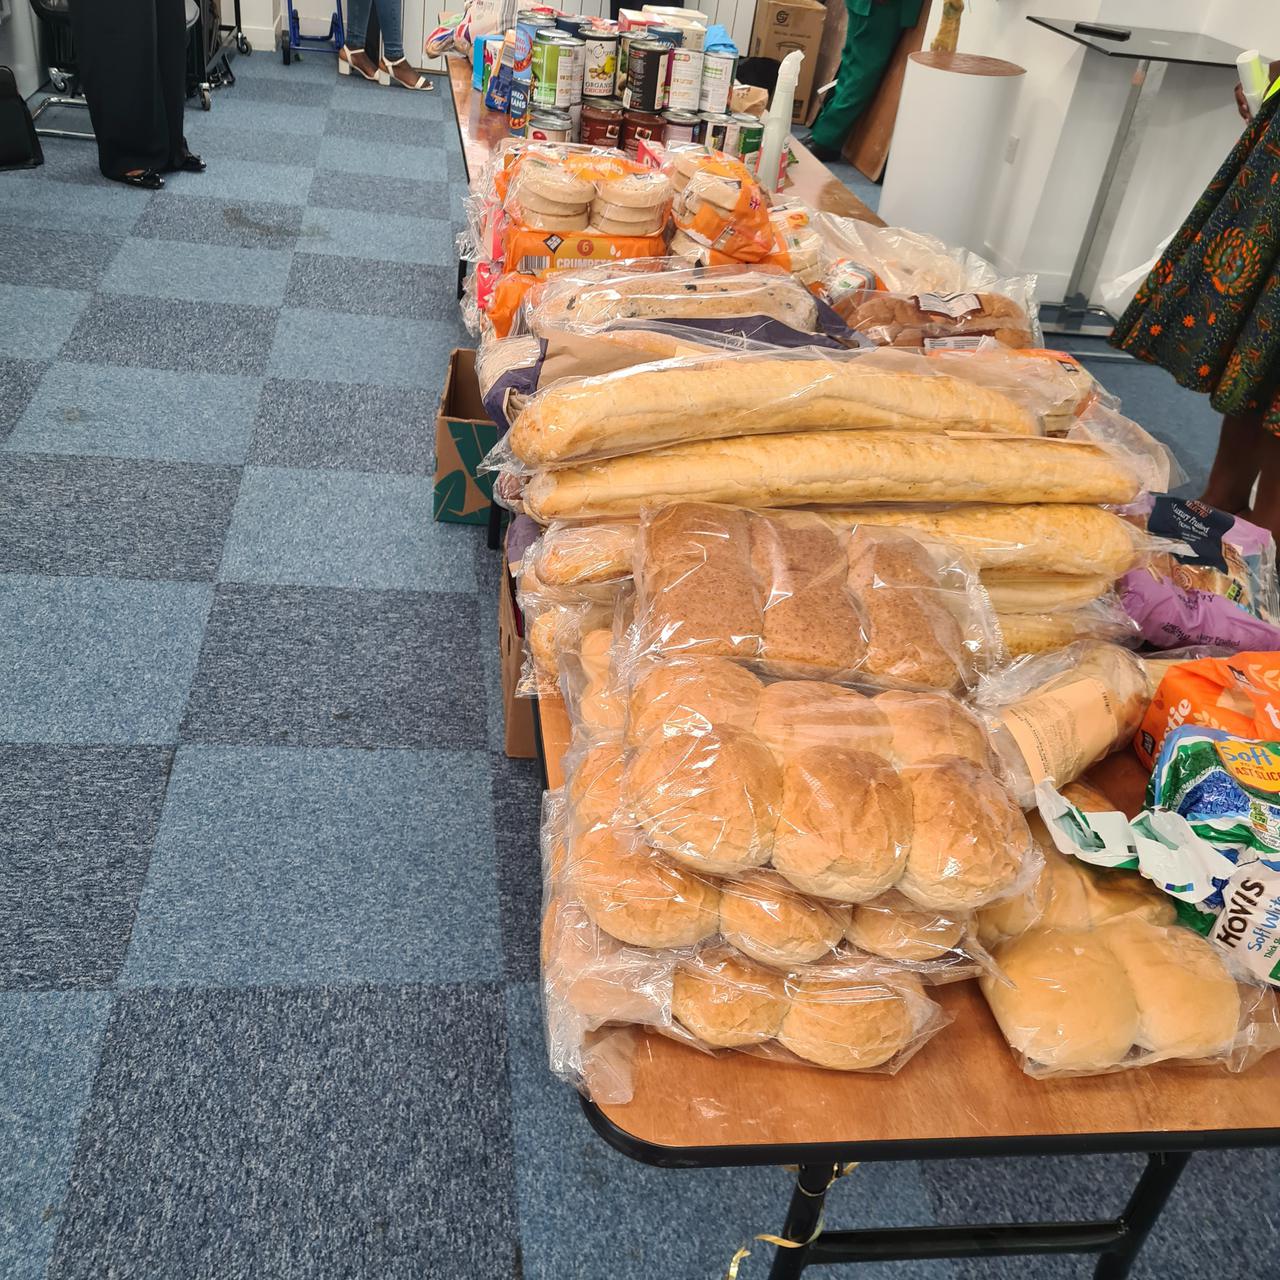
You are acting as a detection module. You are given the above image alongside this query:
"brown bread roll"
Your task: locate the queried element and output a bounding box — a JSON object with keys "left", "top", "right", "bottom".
{"left": 772, "top": 748, "right": 911, "bottom": 901}
{"left": 859, "top": 591, "right": 967, "bottom": 691}
{"left": 899, "top": 756, "right": 1028, "bottom": 911}
{"left": 718, "top": 869, "right": 851, "bottom": 967}
{"left": 779, "top": 968, "right": 923, "bottom": 1070}
{"left": 846, "top": 526, "right": 940, "bottom": 592}
{"left": 626, "top": 656, "right": 763, "bottom": 745}
{"left": 846, "top": 896, "right": 967, "bottom": 962}
{"left": 672, "top": 947, "right": 788, "bottom": 1048}
{"left": 761, "top": 585, "right": 869, "bottom": 677}
{"left": 1099, "top": 918, "right": 1241, "bottom": 1060}
{"left": 570, "top": 825, "right": 721, "bottom": 948}
{"left": 874, "top": 690, "right": 994, "bottom": 769}
{"left": 982, "top": 928, "right": 1139, "bottom": 1072}
{"left": 754, "top": 681, "right": 892, "bottom": 760}
{"left": 626, "top": 728, "right": 781, "bottom": 874}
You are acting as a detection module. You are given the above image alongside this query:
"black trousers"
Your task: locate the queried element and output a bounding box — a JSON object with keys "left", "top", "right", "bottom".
{"left": 69, "top": 0, "right": 190, "bottom": 178}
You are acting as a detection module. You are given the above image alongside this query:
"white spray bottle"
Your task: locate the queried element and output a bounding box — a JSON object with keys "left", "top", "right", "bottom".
{"left": 1238, "top": 50, "right": 1269, "bottom": 118}
{"left": 759, "top": 49, "right": 803, "bottom": 194}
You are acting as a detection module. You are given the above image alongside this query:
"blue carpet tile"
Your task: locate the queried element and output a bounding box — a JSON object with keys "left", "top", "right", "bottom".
{"left": 2, "top": 44, "right": 1273, "bottom": 1280}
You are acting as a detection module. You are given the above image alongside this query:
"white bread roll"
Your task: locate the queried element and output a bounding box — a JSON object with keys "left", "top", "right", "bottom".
{"left": 510, "top": 359, "right": 1038, "bottom": 465}
{"left": 534, "top": 523, "right": 639, "bottom": 586}
{"left": 846, "top": 896, "right": 966, "bottom": 962}
{"left": 626, "top": 656, "right": 763, "bottom": 745}
{"left": 524, "top": 431, "right": 1141, "bottom": 522}
{"left": 672, "top": 947, "right": 788, "bottom": 1048}
{"left": 753, "top": 681, "right": 892, "bottom": 761}
{"left": 982, "top": 928, "right": 1139, "bottom": 1072}
{"left": 779, "top": 968, "right": 924, "bottom": 1070}
{"left": 874, "top": 690, "right": 994, "bottom": 770}
{"left": 718, "top": 869, "right": 850, "bottom": 967}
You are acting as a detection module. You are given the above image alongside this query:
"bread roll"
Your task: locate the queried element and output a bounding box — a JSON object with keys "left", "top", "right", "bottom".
{"left": 982, "top": 572, "right": 1113, "bottom": 614}
{"left": 639, "top": 503, "right": 762, "bottom": 659}
{"left": 672, "top": 947, "right": 788, "bottom": 1048}
{"left": 578, "top": 628, "right": 613, "bottom": 687}
{"left": 579, "top": 680, "right": 626, "bottom": 737}
{"left": 523, "top": 431, "right": 1143, "bottom": 522}
{"left": 567, "top": 742, "right": 624, "bottom": 832}
{"left": 626, "top": 728, "right": 781, "bottom": 874}
{"left": 874, "top": 690, "right": 994, "bottom": 769}
{"left": 1099, "top": 918, "right": 1241, "bottom": 1060}
{"left": 859, "top": 591, "right": 967, "bottom": 691}
{"left": 982, "top": 928, "right": 1139, "bottom": 1072}
{"left": 571, "top": 825, "right": 721, "bottom": 948}
{"left": 846, "top": 896, "right": 966, "bottom": 962}
{"left": 627, "top": 657, "right": 763, "bottom": 745}
{"left": 846, "top": 526, "right": 940, "bottom": 593}
{"left": 535, "top": 523, "right": 638, "bottom": 586}
{"left": 996, "top": 608, "right": 1133, "bottom": 656}
{"left": 828, "top": 504, "right": 1145, "bottom": 578}
{"left": 779, "top": 968, "right": 922, "bottom": 1070}
{"left": 753, "top": 681, "right": 892, "bottom": 760}
{"left": 772, "top": 748, "right": 911, "bottom": 901}
{"left": 899, "top": 756, "right": 1028, "bottom": 911}
{"left": 718, "top": 869, "right": 850, "bottom": 967}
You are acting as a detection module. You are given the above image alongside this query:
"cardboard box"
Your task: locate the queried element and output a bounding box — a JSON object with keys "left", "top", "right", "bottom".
{"left": 498, "top": 553, "right": 537, "bottom": 760}
{"left": 750, "top": 0, "right": 826, "bottom": 122}
{"left": 433, "top": 348, "right": 499, "bottom": 526}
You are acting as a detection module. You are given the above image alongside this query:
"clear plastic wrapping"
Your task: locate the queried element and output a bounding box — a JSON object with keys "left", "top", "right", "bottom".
{"left": 630, "top": 503, "right": 1003, "bottom": 694}
{"left": 514, "top": 560, "right": 622, "bottom": 698}
{"left": 978, "top": 642, "right": 1151, "bottom": 808}
{"left": 995, "top": 599, "right": 1140, "bottom": 657}
{"left": 532, "top": 521, "right": 640, "bottom": 587}
{"left": 665, "top": 147, "right": 774, "bottom": 265}
{"left": 836, "top": 282, "right": 1040, "bottom": 350}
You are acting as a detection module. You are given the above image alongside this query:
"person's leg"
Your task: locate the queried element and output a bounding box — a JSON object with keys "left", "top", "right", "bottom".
{"left": 1202, "top": 411, "right": 1264, "bottom": 514}
{"left": 341, "top": 0, "right": 382, "bottom": 78}
{"left": 69, "top": 0, "right": 169, "bottom": 179}
{"left": 372, "top": 0, "right": 404, "bottom": 60}
{"left": 1243, "top": 424, "right": 1280, "bottom": 537}
{"left": 155, "top": 0, "right": 193, "bottom": 170}
{"left": 809, "top": 1, "right": 902, "bottom": 156}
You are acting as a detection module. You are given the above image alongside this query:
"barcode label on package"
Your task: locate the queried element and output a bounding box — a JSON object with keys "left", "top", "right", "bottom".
{"left": 924, "top": 336, "right": 987, "bottom": 351}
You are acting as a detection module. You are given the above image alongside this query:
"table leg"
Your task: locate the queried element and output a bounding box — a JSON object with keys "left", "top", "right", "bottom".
{"left": 1093, "top": 1151, "right": 1191, "bottom": 1280}
{"left": 767, "top": 1164, "right": 838, "bottom": 1280}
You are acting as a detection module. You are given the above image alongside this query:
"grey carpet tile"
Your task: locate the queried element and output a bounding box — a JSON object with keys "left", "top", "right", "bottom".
{"left": 180, "top": 584, "right": 487, "bottom": 749}
{"left": 285, "top": 252, "right": 462, "bottom": 321}
{"left": 490, "top": 750, "right": 545, "bottom": 982}
{"left": 0, "top": 746, "right": 171, "bottom": 991}
{"left": 306, "top": 168, "right": 452, "bottom": 220}
{"left": 49, "top": 983, "right": 518, "bottom": 1280}
{"left": 229, "top": 74, "right": 334, "bottom": 109}
{"left": 0, "top": 357, "right": 46, "bottom": 439}
{"left": 0, "top": 454, "right": 242, "bottom": 580}
{"left": 325, "top": 107, "right": 446, "bottom": 148}
{"left": 130, "top": 193, "right": 304, "bottom": 250}
{"left": 0, "top": 227, "right": 124, "bottom": 292}
{"left": 249, "top": 376, "right": 431, "bottom": 474}
{"left": 62, "top": 294, "right": 279, "bottom": 376}
{"left": 179, "top": 124, "right": 322, "bottom": 167}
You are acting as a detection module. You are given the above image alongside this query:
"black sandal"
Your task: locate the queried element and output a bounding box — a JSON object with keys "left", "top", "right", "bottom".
{"left": 119, "top": 169, "right": 164, "bottom": 189}
{"left": 178, "top": 153, "right": 207, "bottom": 173}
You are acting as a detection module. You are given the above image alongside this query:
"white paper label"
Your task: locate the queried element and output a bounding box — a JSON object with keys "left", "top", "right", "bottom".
{"left": 914, "top": 291, "right": 982, "bottom": 318}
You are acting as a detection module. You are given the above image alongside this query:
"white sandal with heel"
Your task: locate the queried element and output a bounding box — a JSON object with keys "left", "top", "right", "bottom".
{"left": 338, "top": 46, "right": 389, "bottom": 83}
{"left": 383, "top": 56, "right": 435, "bottom": 91}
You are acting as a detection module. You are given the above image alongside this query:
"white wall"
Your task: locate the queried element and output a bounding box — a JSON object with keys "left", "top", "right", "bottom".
{"left": 913, "top": 1, "right": 1250, "bottom": 303}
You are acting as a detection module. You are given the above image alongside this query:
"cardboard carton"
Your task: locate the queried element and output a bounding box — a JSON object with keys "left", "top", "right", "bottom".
{"left": 750, "top": 0, "right": 826, "bottom": 122}
{"left": 434, "top": 348, "right": 499, "bottom": 526}
{"left": 499, "top": 552, "right": 537, "bottom": 759}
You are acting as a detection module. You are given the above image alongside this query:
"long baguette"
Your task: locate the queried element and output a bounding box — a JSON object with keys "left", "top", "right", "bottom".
{"left": 523, "top": 431, "right": 1142, "bottom": 521}
{"left": 511, "top": 358, "right": 1038, "bottom": 465}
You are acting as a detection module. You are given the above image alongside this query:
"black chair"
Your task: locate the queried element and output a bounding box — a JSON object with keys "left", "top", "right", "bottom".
{"left": 27, "top": 0, "right": 93, "bottom": 140}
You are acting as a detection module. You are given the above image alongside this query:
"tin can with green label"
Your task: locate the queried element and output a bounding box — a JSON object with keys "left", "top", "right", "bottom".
{"left": 531, "top": 34, "right": 563, "bottom": 108}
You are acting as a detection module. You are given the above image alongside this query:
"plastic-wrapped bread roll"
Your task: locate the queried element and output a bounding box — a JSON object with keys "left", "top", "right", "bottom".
{"left": 625, "top": 728, "right": 782, "bottom": 874}
{"left": 981, "top": 572, "right": 1114, "bottom": 614}
{"left": 509, "top": 352, "right": 1041, "bottom": 465}
{"left": 779, "top": 966, "right": 929, "bottom": 1071}
{"left": 753, "top": 681, "right": 892, "bottom": 761}
{"left": 626, "top": 656, "right": 763, "bottom": 745}
{"left": 829, "top": 503, "right": 1148, "bottom": 577}
{"left": 874, "top": 690, "right": 994, "bottom": 769}
{"left": 981, "top": 928, "right": 1139, "bottom": 1073}
{"left": 846, "top": 894, "right": 967, "bottom": 962}
{"left": 772, "top": 748, "right": 912, "bottom": 901}
{"left": 898, "top": 756, "right": 1031, "bottom": 911}
{"left": 1098, "top": 918, "right": 1242, "bottom": 1060}
{"left": 995, "top": 603, "right": 1139, "bottom": 657}
{"left": 570, "top": 825, "right": 721, "bottom": 948}
{"left": 672, "top": 947, "right": 788, "bottom": 1048}
{"left": 567, "top": 741, "right": 625, "bottom": 832}
{"left": 718, "top": 870, "right": 851, "bottom": 967}
{"left": 523, "top": 430, "right": 1145, "bottom": 521}
{"left": 534, "top": 522, "right": 640, "bottom": 586}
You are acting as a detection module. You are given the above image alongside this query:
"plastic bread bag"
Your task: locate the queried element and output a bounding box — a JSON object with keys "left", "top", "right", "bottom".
{"left": 980, "top": 920, "right": 1279, "bottom": 1077}
{"left": 514, "top": 568, "right": 622, "bottom": 699}
{"left": 496, "top": 344, "right": 1044, "bottom": 472}
{"left": 664, "top": 148, "right": 775, "bottom": 264}
{"left": 533, "top": 520, "right": 639, "bottom": 588}
{"left": 981, "top": 570, "right": 1114, "bottom": 615}
{"left": 977, "top": 641, "right": 1151, "bottom": 808}
{"left": 669, "top": 946, "right": 951, "bottom": 1073}
{"left": 843, "top": 890, "right": 997, "bottom": 984}
{"left": 518, "top": 428, "right": 1154, "bottom": 524}
{"left": 555, "top": 591, "right": 634, "bottom": 743}
{"left": 1067, "top": 403, "right": 1186, "bottom": 497}
{"left": 835, "top": 281, "right": 1041, "bottom": 351}
{"left": 996, "top": 599, "right": 1140, "bottom": 657}
{"left": 629, "top": 503, "right": 1002, "bottom": 694}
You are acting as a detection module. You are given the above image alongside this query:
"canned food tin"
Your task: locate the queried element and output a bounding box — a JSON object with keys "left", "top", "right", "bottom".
{"left": 530, "top": 33, "right": 563, "bottom": 108}
{"left": 621, "top": 107, "right": 665, "bottom": 160}
{"left": 508, "top": 79, "right": 532, "bottom": 135}
{"left": 555, "top": 35, "right": 585, "bottom": 106}
{"left": 665, "top": 45, "right": 703, "bottom": 111}
{"left": 699, "top": 48, "right": 735, "bottom": 114}
{"left": 622, "top": 39, "right": 669, "bottom": 113}
{"left": 661, "top": 108, "right": 700, "bottom": 144}
{"left": 580, "top": 97, "right": 623, "bottom": 147}
{"left": 582, "top": 29, "right": 619, "bottom": 98}
{"left": 554, "top": 13, "right": 587, "bottom": 36}
{"left": 515, "top": 9, "right": 555, "bottom": 26}
{"left": 528, "top": 107, "right": 573, "bottom": 141}
{"left": 699, "top": 110, "right": 732, "bottom": 152}
{"left": 733, "top": 111, "right": 764, "bottom": 164}
{"left": 617, "top": 27, "right": 650, "bottom": 93}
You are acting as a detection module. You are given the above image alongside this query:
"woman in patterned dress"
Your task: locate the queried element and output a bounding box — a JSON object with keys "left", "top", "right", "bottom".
{"left": 1111, "top": 63, "right": 1280, "bottom": 535}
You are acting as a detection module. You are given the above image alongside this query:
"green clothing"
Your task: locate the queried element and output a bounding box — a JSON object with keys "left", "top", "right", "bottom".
{"left": 810, "top": 0, "right": 919, "bottom": 153}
